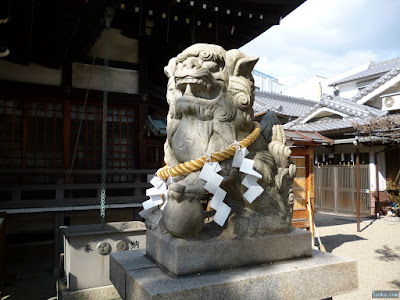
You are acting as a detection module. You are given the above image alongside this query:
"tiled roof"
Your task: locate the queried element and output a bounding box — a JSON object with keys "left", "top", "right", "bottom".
{"left": 350, "top": 67, "right": 400, "bottom": 102}
{"left": 283, "top": 94, "right": 386, "bottom": 132}
{"left": 329, "top": 57, "right": 400, "bottom": 86}
{"left": 253, "top": 91, "right": 316, "bottom": 118}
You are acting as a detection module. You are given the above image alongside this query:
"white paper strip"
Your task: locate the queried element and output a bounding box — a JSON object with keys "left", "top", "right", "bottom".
{"left": 199, "top": 162, "right": 231, "bottom": 226}
{"left": 199, "top": 162, "right": 222, "bottom": 181}
{"left": 239, "top": 158, "right": 262, "bottom": 178}
{"left": 243, "top": 184, "right": 264, "bottom": 203}
{"left": 141, "top": 175, "right": 167, "bottom": 215}
{"left": 232, "top": 147, "right": 249, "bottom": 168}
{"left": 241, "top": 174, "right": 260, "bottom": 189}
{"left": 142, "top": 195, "right": 163, "bottom": 210}
{"left": 138, "top": 206, "right": 158, "bottom": 218}
{"left": 214, "top": 203, "right": 231, "bottom": 226}
{"left": 150, "top": 175, "right": 165, "bottom": 189}
{"left": 204, "top": 174, "right": 224, "bottom": 194}
{"left": 210, "top": 187, "right": 227, "bottom": 210}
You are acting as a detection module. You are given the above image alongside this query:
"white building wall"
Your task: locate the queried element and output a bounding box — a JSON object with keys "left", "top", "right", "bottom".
{"left": 369, "top": 152, "right": 376, "bottom": 192}
{"left": 252, "top": 71, "right": 283, "bottom": 93}
{"left": 321, "top": 62, "right": 372, "bottom": 96}
{"left": 337, "top": 81, "right": 359, "bottom": 99}
{"left": 283, "top": 76, "right": 325, "bottom": 101}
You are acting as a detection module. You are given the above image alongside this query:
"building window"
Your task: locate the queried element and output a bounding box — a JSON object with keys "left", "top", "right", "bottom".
{"left": 70, "top": 104, "right": 137, "bottom": 182}
{"left": 0, "top": 99, "right": 23, "bottom": 168}
{"left": 26, "top": 101, "right": 64, "bottom": 168}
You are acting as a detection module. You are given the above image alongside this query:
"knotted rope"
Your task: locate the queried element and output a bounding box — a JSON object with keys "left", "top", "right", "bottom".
{"left": 157, "top": 121, "right": 261, "bottom": 180}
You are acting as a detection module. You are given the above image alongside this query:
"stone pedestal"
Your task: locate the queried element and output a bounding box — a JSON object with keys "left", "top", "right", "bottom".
{"left": 146, "top": 226, "right": 312, "bottom": 276}
{"left": 61, "top": 221, "right": 146, "bottom": 291}
{"left": 110, "top": 249, "right": 358, "bottom": 300}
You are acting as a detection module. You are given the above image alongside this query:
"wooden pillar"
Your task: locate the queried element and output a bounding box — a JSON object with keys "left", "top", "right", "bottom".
{"left": 53, "top": 211, "right": 65, "bottom": 276}
{"left": 22, "top": 100, "right": 29, "bottom": 169}
{"left": 63, "top": 100, "right": 71, "bottom": 171}
{"left": 356, "top": 145, "right": 360, "bottom": 232}
{"left": 137, "top": 103, "right": 148, "bottom": 169}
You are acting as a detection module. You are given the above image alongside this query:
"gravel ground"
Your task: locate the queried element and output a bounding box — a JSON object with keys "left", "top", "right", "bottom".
{"left": 314, "top": 213, "right": 400, "bottom": 300}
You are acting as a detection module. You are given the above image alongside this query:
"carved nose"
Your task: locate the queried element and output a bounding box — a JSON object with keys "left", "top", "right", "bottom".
{"left": 182, "top": 57, "right": 201, "bottom": 70}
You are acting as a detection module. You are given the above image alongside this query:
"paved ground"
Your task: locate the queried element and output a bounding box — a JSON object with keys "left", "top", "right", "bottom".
{"left": 1, "top": 213, "right": 399, "bottom": 299}
{"left": 314, "top": 213, "right": 400, "bottom": 300}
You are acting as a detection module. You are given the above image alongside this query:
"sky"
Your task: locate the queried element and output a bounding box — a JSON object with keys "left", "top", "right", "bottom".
{"left": 240, "top": 0, "right": 400, "bottom": 88}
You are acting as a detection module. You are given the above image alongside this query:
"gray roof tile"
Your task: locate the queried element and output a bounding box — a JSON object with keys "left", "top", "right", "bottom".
{"left": 350, "top": 67, "right": 400, "bottom": 102}
{"left": 253, "top": 91, "right": 316, "bottom": 117}
{"left": 329, "top": 57, "right": 400, "bottom": 86}
{"left": 283, "top": 94, "right": 386, "bottom": 132}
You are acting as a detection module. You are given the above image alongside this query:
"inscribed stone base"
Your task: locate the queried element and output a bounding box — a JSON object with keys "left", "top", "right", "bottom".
{"left": 57, "top": 279, "right": 121, "bottom": 300}
{"left": 146, "top": 226, "right": 312, "bottom": 276}
{"left": 110, "top": 249, "right": 358, "bottom": 300}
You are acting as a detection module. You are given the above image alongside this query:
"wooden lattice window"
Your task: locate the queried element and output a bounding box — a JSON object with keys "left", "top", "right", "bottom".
{"left": 0, "top": 99, "right": 23, "bottom": 168}
{"left": 26, "top": 101, "right": 64, "bottom": 168}
{"left": 70, "top": 104, "right": 137, "bottom": 182}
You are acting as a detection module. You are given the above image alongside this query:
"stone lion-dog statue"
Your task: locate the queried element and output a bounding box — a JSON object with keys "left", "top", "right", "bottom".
{"left": 144, "top": 43, "right": 296, "bottom": 239}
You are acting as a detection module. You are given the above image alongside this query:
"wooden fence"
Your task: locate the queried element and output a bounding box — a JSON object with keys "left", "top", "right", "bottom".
{"left": 0, "top": 169, "right": 156, "bottom": 214}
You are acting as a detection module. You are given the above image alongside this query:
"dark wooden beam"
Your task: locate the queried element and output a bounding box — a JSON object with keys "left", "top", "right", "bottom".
{"left": 75, "top": 57, "right": 141, "bottom": 71}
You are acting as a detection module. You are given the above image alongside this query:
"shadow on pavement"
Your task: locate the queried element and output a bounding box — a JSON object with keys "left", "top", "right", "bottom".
{"left": 360, "top": 219, "right": 377, "bottom": 232}
{"left": 375, "top": 245, "right": 400, "bottom": 262}
{"left": 318, "top": 234, "right": 367, "bottom": 253}
{"left": 390, "top": 280, "right": 400, "bottom": 289}
{"left": 314, "top": 213, "right": 372, "bottom": 227}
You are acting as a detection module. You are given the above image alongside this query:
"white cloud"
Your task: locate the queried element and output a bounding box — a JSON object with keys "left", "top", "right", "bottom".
{"left": 240, "top": 0, "right": 400, "bottom": 87}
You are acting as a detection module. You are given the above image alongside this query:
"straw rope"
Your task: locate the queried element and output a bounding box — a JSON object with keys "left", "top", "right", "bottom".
{"left": 157, "top": 121, "right": 261, "bottom": 180}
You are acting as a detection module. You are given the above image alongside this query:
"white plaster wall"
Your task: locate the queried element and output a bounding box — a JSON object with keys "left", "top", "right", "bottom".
{"left": 283, "top": 76, "right": 325, "bottom": 101}
{"left": 72, "top": 63, "right": 139, "bottom": 94}
{"left": 320, "top": 62, "right": 371, "bottom": 96}
{"left": 89, "top": 29, "right": 139, "bottom": 63}
{"left": 369, "top": 152, "right": 376, "bottom": 191}
{"left": 0, "top": 59, "right": 62, "bottom": 86}
{"left": 377, "top": 152, "right": 387, "bottom": 191}
{"left": 337, "top": 81, "right": 359, "bottom": 99}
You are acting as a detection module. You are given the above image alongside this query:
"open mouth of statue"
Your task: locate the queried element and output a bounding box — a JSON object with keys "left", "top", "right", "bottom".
{"left": 175, "top": 76, "right": 221, "bottom": 101}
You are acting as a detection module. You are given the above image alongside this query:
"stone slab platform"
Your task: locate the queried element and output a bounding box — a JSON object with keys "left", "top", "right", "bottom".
{"left": 146, "top": 227, "right": 312, "bottom": 276}
{"left": 110, "top": 249, "right": 358, "bottom": 300}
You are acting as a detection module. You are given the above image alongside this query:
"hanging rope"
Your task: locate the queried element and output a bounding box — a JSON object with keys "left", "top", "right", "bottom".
{"left": 67, "top": 47, "right": 98, "bottom": 183}
{"left": 100, "top": 26, "right": 110, "bottom": 227}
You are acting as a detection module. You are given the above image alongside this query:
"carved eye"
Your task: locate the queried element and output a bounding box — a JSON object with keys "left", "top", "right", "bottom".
{"left": 203, "top": 61, "right": 221, "bottom": 72}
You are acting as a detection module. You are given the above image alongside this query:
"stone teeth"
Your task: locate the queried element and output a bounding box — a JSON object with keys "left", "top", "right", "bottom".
{"left": 184, "top": 84, "right": 194, "bottom": 96}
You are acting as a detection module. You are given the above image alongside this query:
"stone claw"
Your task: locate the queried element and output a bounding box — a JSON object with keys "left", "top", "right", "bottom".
{"left": 167, "top": 183, "right": 186, "bottom": 203}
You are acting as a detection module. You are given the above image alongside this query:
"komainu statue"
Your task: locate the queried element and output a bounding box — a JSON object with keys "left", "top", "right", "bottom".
{"left": 143, "top": 43, "right": 296, "bottom": 239}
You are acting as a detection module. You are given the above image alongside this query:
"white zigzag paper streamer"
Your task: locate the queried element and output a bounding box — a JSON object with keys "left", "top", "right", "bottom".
{"left": 232, "top": 147, "right": 264, "bottom": 203}
{"left": 139, "top": 175, "right": 167, "bottom": 218}
{"left": 199, "top": 161, "right": 231, "bottom": 226}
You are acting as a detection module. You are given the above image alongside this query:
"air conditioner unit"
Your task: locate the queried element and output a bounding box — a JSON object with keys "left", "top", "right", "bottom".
{"left": 382, "top": 94, "right": 400, "bottom": 111}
